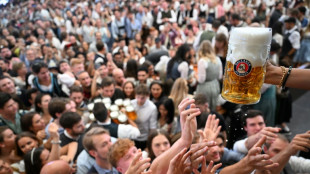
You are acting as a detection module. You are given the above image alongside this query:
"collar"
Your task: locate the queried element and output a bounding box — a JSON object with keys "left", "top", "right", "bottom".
{"left": 93, "top": 163, "right": 118, "bottom": 174}
{"left": 64, "top": 130, "right": 80, "bottom": 140}
{"left": 96, "top": 118, "right": 111, "bottom": 125}
{"left": 285, "top": 26, "right": 298, "bottom": 34}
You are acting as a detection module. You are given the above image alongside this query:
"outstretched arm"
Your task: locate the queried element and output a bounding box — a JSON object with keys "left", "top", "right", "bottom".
{"left": 220, "top": 136, "right": 279, "bottom": 174}
{"left": 265, "top": 61, "right": 310, "bottom": 90}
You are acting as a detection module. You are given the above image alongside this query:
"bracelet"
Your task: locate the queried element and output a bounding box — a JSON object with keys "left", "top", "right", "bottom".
{"left": 51, "top": 140, "right": 61, "bottom": 144}
{"left": 278, "top": 66, "right": 287, "bottom": 87}
{"left": 282, "top": 66, "right": 292, "bottom": 89}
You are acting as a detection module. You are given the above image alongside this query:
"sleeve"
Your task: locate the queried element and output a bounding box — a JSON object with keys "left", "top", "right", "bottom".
{"left": 169, "top": 10, "right": 177, "bottom": 23}
{"left": 178, "top": 61, "right": 189, "bottom": 79}
{"left": 125, "top": 18, "right": 132, "bottom": 38}
{"left": 193, "top": 32, "right": 202, "bottom": 51}
{"left": 157, "top": 11, "right": 163, "bottom": 25}
{"left": 233, "top": 138, "right": 249, "bottom": 154}
{"left": 149, "top": 105, "right": 158, "bottom": 130}
{"left": 289, "top": 156, "right": 310, "bottom": 173}
{"left": 118, "top": 124, "right": 141, "bottom": 139}
{"left": 111, "top": 22, "right": 118, "bottom": 39}
{"left": 217, "top": 57, "right": 223, "bottom": 80}
{"left": 58, "top": 73, "right": 76, "bottom": 87}
{"left": 192, "top": 9, "right": 199, "bottom": 21}
{"left": 197, "top": 59, "right": 207, "bottom": 83}
{"left": 289, "top": 31, "right": 301, "bottom": 49}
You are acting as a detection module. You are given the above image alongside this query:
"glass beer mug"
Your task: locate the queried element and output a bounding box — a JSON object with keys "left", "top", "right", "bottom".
{"left": 126, "top": 106, "right": 137, "bottom": 120}
{"left": 221, "top": 27, "right": 272, "bottom": 104}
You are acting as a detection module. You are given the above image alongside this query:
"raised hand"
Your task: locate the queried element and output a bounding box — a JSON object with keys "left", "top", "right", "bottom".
{"left": 287, "top": 131, "right": 310, "bottom": 156}
{"left": 198, "top": 114, "right": 221, "bottom": 142}
{"left": 243, "top": 136, "right": 279, "bottom": 171}
{"left": 48, "top": 122, "right": 59, "bottom": 140}
{"left": 200, "top": 160, "right": 222, "bottom": 174}
{"left": 125, "top": 150, "right": 152, "bottom": 174}
{"left": 189, "top": 140, "right": 216, "bottom": 170}
{"left": 167, "top": 148, "right": 192, "bottom": 174}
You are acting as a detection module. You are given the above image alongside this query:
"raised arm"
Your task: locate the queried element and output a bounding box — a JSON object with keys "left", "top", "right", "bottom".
{"left": 266, "top": 131, "right": 310, "bottom": 174}
{"left": 150, "top": 98, "right": 200, "bottom": 174}
{"left": 220, "top": 136, "right": 279, "bottom": 174}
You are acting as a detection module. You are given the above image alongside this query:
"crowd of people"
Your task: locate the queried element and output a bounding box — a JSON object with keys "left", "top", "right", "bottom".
{"left": 0, "top": 0, "right": 310, "bottom": 173}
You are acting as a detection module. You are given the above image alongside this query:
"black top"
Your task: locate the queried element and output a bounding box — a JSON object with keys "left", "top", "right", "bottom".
{"left": 60, "top": 132, "right": 84, "bottom": 162}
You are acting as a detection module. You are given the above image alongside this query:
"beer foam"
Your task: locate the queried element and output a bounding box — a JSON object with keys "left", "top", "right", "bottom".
{"left": 227, "top": 27, "right": 272, "bottom": 67}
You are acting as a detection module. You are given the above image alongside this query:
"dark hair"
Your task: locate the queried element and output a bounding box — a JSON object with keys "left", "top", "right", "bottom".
{"left": 135, "top": 84, "right": 150, "bottom": 96}
{"left": 122, "top": 81, "right": 135, "bottom": 99}
{"left": 298, "top": 6, "right": 306, "bottom": 15}
{"left": 0, "top": 92, "right": 12, "bottom": 109}
{"left": 272, "top": 21, "right": 283, "bottom": 36}
{"left": 59, "top": 112, "right": 82, "bottom": 129}
{"left": 101, "top": 76, "right": 115, "bottom": 88}
{"left": 167, "top": 44, "right": 191, "bottom": 76}
{"left": 141, "top": 60, "right": 153, "bottom": 70}
{"left": 158, "top": 98, "right": 174, "bottom": 124}
{"left": 150, "top": 81, "right": 164, "bottom": 101}
{"left": 34, "top": 93, "right": 51, "bottom": 113}
{"left": 124, "top": 59, "right": 138, "bottom": 79}
{"left": 137, "top": 66, "right": 148, "bottom": 74}
{"left": 15, "top": 132, "right": 40, "bottom": 157}
{"left": 48, "top": 98, "right": 70, "bottom": 119}
{"left": 24, "top": 147, "right": 44, "bottom": 174}
{"left": 231, "top": 13, "right": 241, "bottom": 20}
{"left": 0, "top": 76, "right": 14, "bottom": 84}
{"left": 96, "top": 41, "right": 105, "bottom": 51}
{"left": 25, "top": 88, "right": 38, "bottom": 107}
{"left": 147, "top": 130, "right": 171, "bottom": 161}
{"left": 93, "top": 103, "right": 108, "bottom": 122}
{"left": 0, "top": 126, "right": 10, "bottom": 143}
{"left": 212, "top": 19, "right": 221, "bottom": 29}
{"left": 20, "top": 112, "right": 38, "bottom": 133}
{"left": 31, "top": 62, "right": 48, "bottom": 74}
{"left": 70, "top": 85, "right": 84, "bottom": 95}
{"left": 242, "top": 109, "right": 264, "bottom": 126}
{"left": 194, "top": 93, "right": 209, "bottom": 105}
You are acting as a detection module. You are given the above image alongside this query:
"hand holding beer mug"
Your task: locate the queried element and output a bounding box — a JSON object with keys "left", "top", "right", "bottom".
{"left": 221, "top": 27, "right": 272, "bottom": 104}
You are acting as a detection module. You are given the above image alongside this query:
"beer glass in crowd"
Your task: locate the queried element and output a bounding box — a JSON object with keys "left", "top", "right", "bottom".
{"left": 110, "top": 111, "right": 119, "bottom": 124}
{"left": 126, "top": 106, "right": 137, "bottom": 120}
{"left": 221, "top": 27, "right": 272, "bottom": 104}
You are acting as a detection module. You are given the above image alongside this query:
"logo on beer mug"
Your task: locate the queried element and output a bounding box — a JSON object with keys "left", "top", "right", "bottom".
{"left": 234, "top": 59, "right": 252, "bottom": 76}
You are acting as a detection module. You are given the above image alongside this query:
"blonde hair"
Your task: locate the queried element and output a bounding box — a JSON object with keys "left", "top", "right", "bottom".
{"left": 198, "top": 40, "right": 217, "bottom": 63}
{"left": 70, "top": 58, "right": 83, "bottom": 67}
{"left": 169, "top": 78, "right": 188, "bottom": 116}
{"left": 83, "top": 127, "right": 110, "bottom": 152}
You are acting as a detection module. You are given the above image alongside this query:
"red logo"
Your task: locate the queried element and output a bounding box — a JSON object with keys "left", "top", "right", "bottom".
{"left": 234, "top": 59, "right": 252, "bottom": 76}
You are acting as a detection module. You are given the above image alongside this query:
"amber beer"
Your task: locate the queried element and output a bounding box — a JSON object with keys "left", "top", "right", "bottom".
{"left": 221, "top": 27, "right": 272, "bottom": 104}
{"left": 126, "top": 106, "right": 137, "bottom": 120}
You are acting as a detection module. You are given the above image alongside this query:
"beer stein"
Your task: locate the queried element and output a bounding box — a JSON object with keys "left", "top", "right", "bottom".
{"left": 126, "top": 106, "right": 137, "bottom": 120}
{"left": 221, "top": 27, "right": 272, "bottom": 104}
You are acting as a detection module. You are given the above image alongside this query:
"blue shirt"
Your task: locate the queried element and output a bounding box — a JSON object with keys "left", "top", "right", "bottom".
{"left": 88, "top": 163, "right": 118, "bottom": 174}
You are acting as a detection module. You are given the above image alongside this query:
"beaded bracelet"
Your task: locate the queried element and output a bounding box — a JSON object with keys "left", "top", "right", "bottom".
{"left": 278, "top": 66, "right": 287, "bottom": 87}
{"left": 282, "top": 66, "right": 292, "bottom": 89}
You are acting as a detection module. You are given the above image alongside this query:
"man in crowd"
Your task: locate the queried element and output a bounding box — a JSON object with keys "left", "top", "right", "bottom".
{"left": 59, "top": 112, "right": 85, "bottom": 162}
{"left": 233, "top": 110, "right": 281, "bottom": 154}
{"left": 131, "top": 84, "right": 157, "bottom": 149}
{"left": 0, "top": 92, "right": 22, "bottom": 134}
{"left": 76, "top": 71, "right": 92, "bottom": 100}
{"left": 112, "top": 68, "right": 125, "bottom": 89}
{"left": 82, "top": 127, "right": 118, "bottom": 173}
